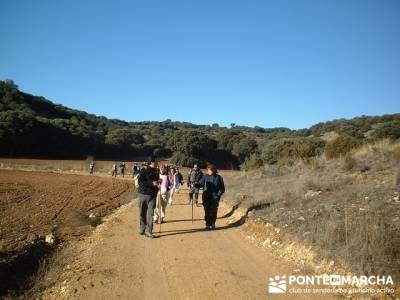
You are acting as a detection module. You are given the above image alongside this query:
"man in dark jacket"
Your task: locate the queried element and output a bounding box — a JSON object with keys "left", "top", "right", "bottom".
{"left": 137, "top": 157, "right": 160, "bottom": 238}
{"left": 195, "top": 165, "right": 225, "bottom": 230}
{"left": 187, "top": 164, "right": 203, "bottom": 206}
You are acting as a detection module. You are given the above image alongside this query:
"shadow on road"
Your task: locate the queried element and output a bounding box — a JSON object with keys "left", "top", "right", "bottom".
{"left": 156, "top": 217, "right": 242, "bottom": 238}
{"left": 163, "top": 218, "right": 203, "bottom": 223}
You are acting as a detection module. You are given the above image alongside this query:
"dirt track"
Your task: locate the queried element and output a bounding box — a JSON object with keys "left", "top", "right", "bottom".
{"left": 42, "top": 188, "right": 338, "bottom": 300}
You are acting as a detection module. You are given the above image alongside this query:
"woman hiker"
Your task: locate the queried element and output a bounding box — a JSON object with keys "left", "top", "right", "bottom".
{"left": 195, "top": 165, "right": 225, "bottom": 230}
{"left": 168, "top": 167, "right": 182, "bottom": 205}
{"left": 154, "top": 165, "right": 172, "bottom": 224}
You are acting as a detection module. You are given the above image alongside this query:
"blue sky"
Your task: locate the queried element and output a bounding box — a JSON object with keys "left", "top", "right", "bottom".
{"left": 1, "top": 0, "right": 399, "bottom": 129}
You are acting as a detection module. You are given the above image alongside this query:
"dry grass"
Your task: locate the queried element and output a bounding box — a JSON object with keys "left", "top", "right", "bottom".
{"left": 224, "top": 140, "right": 400, "bottom": 277}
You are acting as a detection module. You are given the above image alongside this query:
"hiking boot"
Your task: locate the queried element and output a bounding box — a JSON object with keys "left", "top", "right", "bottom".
{"left": 210, "top": 224, "right": 216, "bottom": 230}
{"left": 145, "top": 232, "right": 155, "bottom": 239}
{"left": 139, "top": 229, "right": 145, "bottom": 235}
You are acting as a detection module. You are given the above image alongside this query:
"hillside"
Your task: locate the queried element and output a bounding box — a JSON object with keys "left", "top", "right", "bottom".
{"left": 1, "top": 79, "right": 399, "bottom": 168}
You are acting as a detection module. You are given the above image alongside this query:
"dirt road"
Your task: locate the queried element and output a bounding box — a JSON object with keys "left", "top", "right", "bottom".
{"left": 42, "top": 188, "right": 338, "bottom": 300}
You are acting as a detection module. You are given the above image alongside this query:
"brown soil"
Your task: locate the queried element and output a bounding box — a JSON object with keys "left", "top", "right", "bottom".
{"left": 0, "top": 170, "right": 134, "bottom": 255}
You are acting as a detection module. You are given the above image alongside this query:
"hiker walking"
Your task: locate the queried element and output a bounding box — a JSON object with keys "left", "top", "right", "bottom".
{"left": 137, "top": 157, "right": 160, "bottom": 238}
{"left": 111, "top": 162, "right": 118, "bottom": 177}
{"left": 195, "top": 165, "right": 225, "bottom": 230}
{"left": 187, "top": 164, "right": 203, "bottom": 207}
{"left": 154, "top": 166, "right": 171, "bottom": 224}
{"left": 176, "top": 167, "right": 184, "bottom": 192}
{"left": 119, "top": 162, "right": 126, "bottom": 178}
{"left": 89, "top": 161, "right": 95, "bottom": 174}
{"left": 168, "top": 167, "right": 183, "bottom": 205}
{"left": 132, "top": 164, "right": 139, "bottom": 177}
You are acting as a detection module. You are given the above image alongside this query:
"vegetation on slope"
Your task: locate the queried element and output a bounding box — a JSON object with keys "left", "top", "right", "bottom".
{"left": 1, "top": 79, "right": 399, "bottom": 168}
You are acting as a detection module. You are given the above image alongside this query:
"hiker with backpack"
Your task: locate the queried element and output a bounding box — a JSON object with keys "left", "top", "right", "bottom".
{"left": 132, "top": 164, "right": 139, "bottom": 177}
{"left": 187, "top": 164, "right": 203, "bottom": 207}
{"left": 111, "top": 162, "right": 118, "bottom": 177}
{"left": 153, "top": 165, "right": 172, "bottom": 224}
{"left": 195, "top": 165, "right": 225, "bottom": 230}
{"left": 137, "top": 157, "right": 160, "bottom": 238}
{"left": 168, "top": 167, "right": 183, "bottom": 205}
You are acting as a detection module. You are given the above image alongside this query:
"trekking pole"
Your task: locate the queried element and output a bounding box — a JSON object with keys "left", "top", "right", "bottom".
{"left": 191, "top": 186, "right": 194, "bottom": 224}
{"left": 158, "top": 190, "right": 162, "bottom": 233}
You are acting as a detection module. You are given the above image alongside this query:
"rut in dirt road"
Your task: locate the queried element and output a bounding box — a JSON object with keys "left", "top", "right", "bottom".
{"left": 42, "top": 188, "right": 338, "bottom": 300}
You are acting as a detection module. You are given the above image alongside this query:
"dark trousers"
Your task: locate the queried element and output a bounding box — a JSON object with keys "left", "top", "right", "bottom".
{"left": 138, "top": 193, "right": 156, "bottom": 233}
{"left": 203, "top": 198, "right": 219, "bottom": 227}
{"left": 188, "top": 186, "right": 199, "bottom": 204}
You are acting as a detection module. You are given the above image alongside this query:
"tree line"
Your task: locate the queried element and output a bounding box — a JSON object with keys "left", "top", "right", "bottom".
{"left": 1, "top": 80, "right": 399, "bottom": 169}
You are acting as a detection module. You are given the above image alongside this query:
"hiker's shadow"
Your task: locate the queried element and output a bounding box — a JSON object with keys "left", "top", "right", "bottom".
{"left": 163, "top": 218, "right": 203, "bottom": 223}
{"left": 157, "top": 218, "right": 243, "bottom": 238}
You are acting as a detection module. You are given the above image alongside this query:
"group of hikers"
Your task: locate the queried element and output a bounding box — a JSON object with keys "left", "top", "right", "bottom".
{"left": 137, "top": 157, "right": 225, "bottom": 238}
{"left": 88, "top": 161, "right": 144, "bottom": 178}
{"left": 111, "top": 162, "right": 127, "bottom": 177}
{"left": 88, "top": 157, "right": 225, "bottom": 238}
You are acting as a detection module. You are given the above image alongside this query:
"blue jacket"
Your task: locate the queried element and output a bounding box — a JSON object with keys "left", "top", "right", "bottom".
{"left": 195, "top": 173, "right": 225, "bottom": 201}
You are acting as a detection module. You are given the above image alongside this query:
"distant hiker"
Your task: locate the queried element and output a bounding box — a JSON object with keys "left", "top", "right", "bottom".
{"left": 187, "top": 164, "right": 203, "bottom": 207}
{"left": 133, "top": 166, "right": 140, "bottom": 189}
{"left": 154, "top": 166, "right": 171, "bottom": 224}
{"left": 137, "top": 157, "right": 160, "bottom": 238}
{"left": 132, "top": 164, "right": 139, "bottom": 177}
{"left": 195, "top": 165, "right": 225, "bottom": 230}
{"left": 119, "top": 162, "right": 126, "bottom": 178}
{"left": 89, "top": 161, "right": 95, "bottom": 174}
{"left": 111, "top": 163, "right": 118, "bottom": 177}
{"left": 168, "top": 167, "right": 183, "bottom": 205}
{"left": 176, "top": 167, "right": 184, "bottom": 188}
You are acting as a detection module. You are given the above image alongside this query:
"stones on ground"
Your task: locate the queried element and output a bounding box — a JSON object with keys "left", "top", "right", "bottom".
{"left": 45, "top": 233, "right": 56, "bottom": 245}
{"left": 305, "top": 190, "right": 321, "bottom": 199}
{"left": 262, "top": 238, "right": 271, "bottom": 247}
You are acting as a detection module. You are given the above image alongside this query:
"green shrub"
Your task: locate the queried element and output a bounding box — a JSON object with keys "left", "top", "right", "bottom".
{"left": 170, "top": 152, "right": 205, "bottom": 168}
{"left": 153, "top": 147, "right": 172, "bottom": 159}
{"left": 241, "top": 153, "right": 264, "bottom": 171}
{"left": 372, "top": 121, "right": 400, "bottom": 140}
{"left": 261, "top": 138, "right": 295, "bottom": 164}
{"left": 278, "top": 138, "right": 325, "bottom": 165}
{"left": 325, "top": 134, "right": 362, "bottom": 159}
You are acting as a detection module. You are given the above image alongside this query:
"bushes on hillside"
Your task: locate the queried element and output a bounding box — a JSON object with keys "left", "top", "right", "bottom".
{"left": 261, "top": 138, "right": 294, "bottom": 165}
{"left": 325, "top": 134, "right": 362, "bottom": 159}
{"left": 1, "top": 80, "right": 400, "bottom": 166}
{"left": 371, "top": 121, "right": 400, "bottom": 140}
{"left": 261, "top": 138, "right": 325, "bottom": 165}
{"left": 278, "top": 138, "right": 326, "bottom": 165}
{"left": 241, "top": 153, "right": 264, "bottom": 171}
{"left": 105, "top": 128, "right": 145, "bottom": 147}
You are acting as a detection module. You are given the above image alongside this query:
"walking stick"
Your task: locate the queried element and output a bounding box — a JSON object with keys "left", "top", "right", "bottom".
{"left": 191, "top": 185, "right": 194, "bottom": 224}
{"left": 158, "top": 191, "right": 162, "bottom": 233}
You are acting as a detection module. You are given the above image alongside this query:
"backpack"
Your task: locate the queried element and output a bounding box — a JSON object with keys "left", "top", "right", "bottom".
{"left": 190, "top": 170, "right": 198, "bottom": 183}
